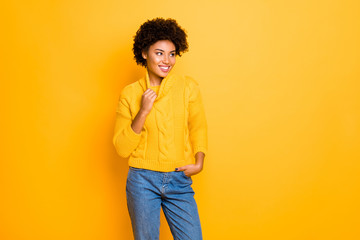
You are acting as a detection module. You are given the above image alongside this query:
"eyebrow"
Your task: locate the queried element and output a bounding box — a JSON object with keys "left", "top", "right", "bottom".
{"left": 155, "top": 49, "right": 176, "bottom": 52}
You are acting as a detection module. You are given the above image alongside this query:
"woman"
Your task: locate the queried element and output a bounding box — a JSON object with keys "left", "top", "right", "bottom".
{"left": 113, "top": 17, "right": 208, "bottom": 240}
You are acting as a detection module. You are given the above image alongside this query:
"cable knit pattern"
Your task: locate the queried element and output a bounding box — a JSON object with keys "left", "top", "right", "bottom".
{"left": 154, "top": 95, "right": 175, "bottom": 162}
{"left": 113, "top": 69, "right": 208, "bottom": 172}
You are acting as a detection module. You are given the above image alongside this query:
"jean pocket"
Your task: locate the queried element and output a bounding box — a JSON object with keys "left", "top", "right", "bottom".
{"left": 127, "top": 167, "right": 145, "bottom": 184}
{"left": 181, "top": 171, "right": 191, "bottom": 179}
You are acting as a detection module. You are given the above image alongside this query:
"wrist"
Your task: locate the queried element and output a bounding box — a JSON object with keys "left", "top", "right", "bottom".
{"left": 195, "top": 162, "right": 203, "bottom": 170}
{"left": 139, "top": 109, "right": 149, "bottom": 116}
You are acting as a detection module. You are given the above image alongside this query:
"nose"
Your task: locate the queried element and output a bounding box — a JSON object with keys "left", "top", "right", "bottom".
{"left": 162, "top": 54, "right": 169, "bottom": 64}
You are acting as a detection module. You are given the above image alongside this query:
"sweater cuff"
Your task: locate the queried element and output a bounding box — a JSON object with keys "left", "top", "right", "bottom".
{"left": 124, "top": 124, "right": 142, "bottom": 143}
{"left": 193, "top": 146, "right": 208, "bottom": 157}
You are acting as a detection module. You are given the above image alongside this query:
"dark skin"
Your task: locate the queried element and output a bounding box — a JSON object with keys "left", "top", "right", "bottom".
{"left": 131, "top": 40, "right": 205, "bottom": 177}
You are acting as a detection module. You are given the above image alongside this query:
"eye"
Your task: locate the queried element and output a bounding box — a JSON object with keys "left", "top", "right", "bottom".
{"left": 156, "top": 52, "right": 162, "bottom": 55}
{"left": 170, "top": 53, "right": 175, "bottom": 57}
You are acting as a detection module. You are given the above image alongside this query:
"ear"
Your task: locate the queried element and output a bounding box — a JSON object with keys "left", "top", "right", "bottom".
{"left": 142, "top": 51, "right": 147, "bottom": 59}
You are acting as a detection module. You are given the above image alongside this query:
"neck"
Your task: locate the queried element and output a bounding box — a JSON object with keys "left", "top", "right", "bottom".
{"left": 148, "top": 71, "right": 163, "bottom": 86}
{"left": 150, "top": 80, "right": 161, "bottom": 86}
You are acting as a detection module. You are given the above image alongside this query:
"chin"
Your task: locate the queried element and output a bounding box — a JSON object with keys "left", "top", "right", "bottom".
{"left": 158, "top": 72, "right": 169, "bottom": 78}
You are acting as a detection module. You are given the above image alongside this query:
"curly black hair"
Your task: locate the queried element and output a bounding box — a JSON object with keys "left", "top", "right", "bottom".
{"left": 132, "top": 17, "right": 189, "bottom": 67}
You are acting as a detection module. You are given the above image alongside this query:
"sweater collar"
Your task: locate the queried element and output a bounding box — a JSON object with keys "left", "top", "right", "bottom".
{"left": 139, "top": 68, "right": 176, "bottom": 99}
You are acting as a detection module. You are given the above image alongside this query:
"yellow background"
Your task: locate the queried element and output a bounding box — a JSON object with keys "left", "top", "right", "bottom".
{"left": 1, "top": 0, "right": 359, "bottom": 239}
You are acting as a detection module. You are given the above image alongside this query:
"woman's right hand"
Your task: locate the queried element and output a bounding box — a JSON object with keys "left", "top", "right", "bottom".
{"left": 140, "top": 88, "right": 157, "bottom": 115}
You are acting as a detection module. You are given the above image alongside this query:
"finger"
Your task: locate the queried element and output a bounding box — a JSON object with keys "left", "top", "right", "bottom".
{"left": 144, "top": 90, "right": 153, "bottom": 96}
{"left": 146, "top": 95, "right": 156, "bottom": 102}
{"left": 144, "top": 89, "right": 155, "bottom": 95}
{"left": 175, "top": 166, "right": 185, "bottom": 171}
{"left": 144, "top": 92, "right": 156, "bottom": 100}
{"left": 147, "top": 90, "right": 157, "bottom": 97}
{"left": 148, "top": 88, "right": 157, "bottom": 94}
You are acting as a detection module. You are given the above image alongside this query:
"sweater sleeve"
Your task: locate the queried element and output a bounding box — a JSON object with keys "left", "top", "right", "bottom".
{"left": 187, "top": 77, "right": 208, "bottom": 157}
{"left": 112, "top": 89, "right": 142, "bottom": 158}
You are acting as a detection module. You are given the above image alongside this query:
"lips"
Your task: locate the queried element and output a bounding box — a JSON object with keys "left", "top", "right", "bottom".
{"left": 159, "top": 65, "right": 170, "bottom": 72}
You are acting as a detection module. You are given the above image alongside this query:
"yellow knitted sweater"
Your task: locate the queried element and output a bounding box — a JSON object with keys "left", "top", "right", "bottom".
{"left": 113, "top": 69, "right": 208, "bottom": 172}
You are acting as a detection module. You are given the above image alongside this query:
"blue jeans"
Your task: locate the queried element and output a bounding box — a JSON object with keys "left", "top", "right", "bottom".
{"left": 126, "top": 167, "right": 202, "bottom": 240}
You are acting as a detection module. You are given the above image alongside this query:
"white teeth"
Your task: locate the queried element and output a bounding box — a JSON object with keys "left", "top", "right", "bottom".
{"left": 159, "top": 66, "right": 169, "bottom": 69}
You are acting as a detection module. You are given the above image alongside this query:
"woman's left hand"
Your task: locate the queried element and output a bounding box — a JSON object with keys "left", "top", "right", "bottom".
{"left": 175, "top": 163, "right": 203, "bottom": 177}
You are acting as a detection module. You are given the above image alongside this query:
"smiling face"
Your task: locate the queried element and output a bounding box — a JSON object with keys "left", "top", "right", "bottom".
{"left": 142, "top": 40, "right": 176, "bottom": 85}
